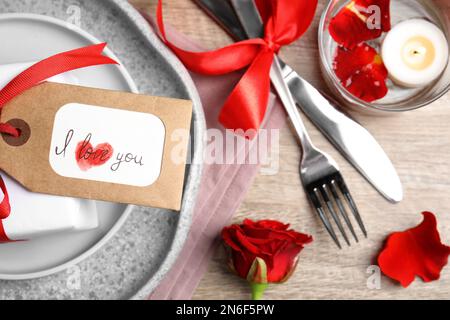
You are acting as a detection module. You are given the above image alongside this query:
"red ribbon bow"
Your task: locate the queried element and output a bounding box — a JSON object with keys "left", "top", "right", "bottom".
{"left": 156, "top": 0, "right": 318, "bottom": 133}
{"left": 0, "top": 43, "right": 117, "bottom": 242}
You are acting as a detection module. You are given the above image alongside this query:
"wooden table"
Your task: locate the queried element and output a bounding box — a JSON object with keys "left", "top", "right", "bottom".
{"left": 131, "top": 0, "right": 450, "bottom": 299}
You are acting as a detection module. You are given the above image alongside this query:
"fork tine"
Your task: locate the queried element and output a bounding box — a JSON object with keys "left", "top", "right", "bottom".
{"left": 330, "top": 180, "right": 359, "bottom": 242}
{"left": 336, "top": 176, "right": 368, "bottom": 238}
{"left": 320, "top": 185, "right": 350, "bottom": 246}
{"left": 309, "top": 188, "right": 342, "bottom": 249}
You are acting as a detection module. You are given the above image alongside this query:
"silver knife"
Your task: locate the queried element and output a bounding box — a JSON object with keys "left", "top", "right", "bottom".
{"left": 193, "top": 0, "right": 403, "bottom": 203}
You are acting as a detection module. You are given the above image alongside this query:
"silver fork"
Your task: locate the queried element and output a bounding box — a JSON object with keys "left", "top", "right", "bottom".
{"left": 230, "top": 0, "right": 367, "bottom": 248}
{"left": 273, "top": 58, "right": 367, "bottom": 248}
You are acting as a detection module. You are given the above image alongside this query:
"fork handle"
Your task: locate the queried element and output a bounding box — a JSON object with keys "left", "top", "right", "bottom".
{"left": 270, "top": 56, "right": 316, "bottom": 157}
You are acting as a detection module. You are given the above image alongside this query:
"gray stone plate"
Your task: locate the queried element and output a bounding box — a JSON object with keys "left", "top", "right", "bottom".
{"left": 0, "top": 0, "right": 204, "bottom": 299}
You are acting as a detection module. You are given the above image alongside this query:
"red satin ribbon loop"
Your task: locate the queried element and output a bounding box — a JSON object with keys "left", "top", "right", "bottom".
{"left": 156, "top": 0, "right": 318, "bottom": 132}
{"left": 0, "top": 43, "right": 118, "bottom": 241}
{"left": 0, "top": 175, "right": 11, "bottom": 242}
{"left": 0, "top": 43, "right": 118, "bottom": 136}
{"left": 0, "top": 176, "right": 11, "bottom": 220}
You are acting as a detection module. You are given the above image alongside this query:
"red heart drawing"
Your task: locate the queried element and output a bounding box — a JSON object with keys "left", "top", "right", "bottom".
{"left": 75, "top": 140, "right": 114, "bottom": 171}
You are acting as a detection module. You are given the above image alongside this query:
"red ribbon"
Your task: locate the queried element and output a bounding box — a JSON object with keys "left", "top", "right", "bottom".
{"left": 0, "top": 176, "right": 11, "bottom": 242}
{"left": 0, "top": 43, "right": 118, "bottom": 242}
{"left": 156, "top": 0, "right": 318, "bottom": 132}
{"left": 0, "top": 43, "right": 118, "bottom": 136}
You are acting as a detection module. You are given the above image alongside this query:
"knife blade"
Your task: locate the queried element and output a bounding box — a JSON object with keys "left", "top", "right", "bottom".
{"left": 193, "top": 0, "right": 403, "bottom": 203}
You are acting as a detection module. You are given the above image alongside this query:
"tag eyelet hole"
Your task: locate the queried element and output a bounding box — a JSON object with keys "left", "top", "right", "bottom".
{"left": 1, "top": 119, "right": 31, "bottom": 147}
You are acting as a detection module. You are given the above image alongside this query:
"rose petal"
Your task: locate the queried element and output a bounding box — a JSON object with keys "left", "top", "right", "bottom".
{"left": 330, "top": 7, "right": 380, "bottom": 48}
{"left": 243, "top": 227, "right": 295, "bottom": 242}
{"left": 243, "top": 220, "right": 313, "bottom": 246}
{"left": 293, "top": 232, "right": 314, "bottom": 244}
{"left": 378, "top": 212, "right": 450, "bottom": 288}
{"left": 268, "top": 242, "right": 304, "bottom": 282}
{"left": 329, "top": 0, "right": 391, "bottom": 48}
{"left": 357, "top": 0, "right": 391, "bottom": 31}
{"left": 232, "top": 250, "right": 255, "bottom": 279}
{"left": 222, "top": 226, "right": 244, "bottom": 253}
{"left": 333, "top": 43, "right": 388, "bottom": 102}
{"left": 243, "top": 219, "right": 289, "bottom": 231}
{"left": 235, "top": 228, "right": 262, "bottom": 255}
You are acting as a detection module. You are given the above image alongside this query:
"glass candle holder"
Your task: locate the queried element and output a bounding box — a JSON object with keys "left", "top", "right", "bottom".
{"left": 319, "top": 0, "right": 450, "bottom": 113}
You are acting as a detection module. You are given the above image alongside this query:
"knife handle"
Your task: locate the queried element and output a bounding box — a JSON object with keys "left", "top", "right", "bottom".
{"left": 270, "top": 57, "right": 316, "bottom": 156}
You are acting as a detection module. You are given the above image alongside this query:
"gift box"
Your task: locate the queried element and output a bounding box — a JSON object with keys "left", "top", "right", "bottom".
{"left": 0, "top": 62, "right": 98, "bottom": 242}
{"left": 0, "top": 174, "right": 98, "bottom": 241}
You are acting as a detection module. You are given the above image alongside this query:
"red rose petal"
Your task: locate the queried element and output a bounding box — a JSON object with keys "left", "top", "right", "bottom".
{"left": 378, "top": 212, "right": 450, "bottom": 288}
{"left": 235, "top": 228, "right": 263, "bottom": 255}
{"left": 329, "top": 0, "right": 391, "bottom": 48}
{"left": 356, "top": 0, "right": 391, "bottom": 32}
{"left": 222, "top": 226, "right": 246, "bottom": 252}
{"left": 267, "top": 242, "right": 303, "bottom": 282}
{"left": 243, "top": 219, "right": 289, "bottom": 231}
{"left": 242, "top": 220, "right": 313, "bottom": 246}
{"left": 333, "top": 43, "right": 388, "bottom": 102}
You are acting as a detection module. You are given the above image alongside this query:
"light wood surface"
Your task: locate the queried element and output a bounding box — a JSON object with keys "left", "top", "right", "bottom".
{"left": 131, "top": 0, "right": 450, "bottom": 300}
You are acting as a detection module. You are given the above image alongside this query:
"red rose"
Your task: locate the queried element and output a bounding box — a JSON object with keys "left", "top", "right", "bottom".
{"left": 222, "top": 219, "right": 312, "bottom": 299}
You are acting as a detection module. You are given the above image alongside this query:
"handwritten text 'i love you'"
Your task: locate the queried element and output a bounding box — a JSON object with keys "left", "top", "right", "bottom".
{"left": 55, "top": 129, "right": 144, "bottom": 172}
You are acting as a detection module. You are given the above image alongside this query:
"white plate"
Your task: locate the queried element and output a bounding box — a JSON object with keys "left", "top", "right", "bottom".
{"left": 0, "top": 13, "right": 138, "bottom": 280}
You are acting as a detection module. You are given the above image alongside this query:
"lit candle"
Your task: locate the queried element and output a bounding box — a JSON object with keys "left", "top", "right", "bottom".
{"left": 381, "top": 19, "right": 449, "bottom": 88}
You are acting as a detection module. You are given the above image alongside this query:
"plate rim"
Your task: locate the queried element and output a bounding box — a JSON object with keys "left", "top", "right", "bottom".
{"left": 0, "top": 12, "right": 138, "bottom": 281}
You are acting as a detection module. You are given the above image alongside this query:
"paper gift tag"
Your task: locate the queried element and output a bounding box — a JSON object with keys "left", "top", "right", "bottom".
{"left": 0, "top": 82, "right": 192, "bottom": 211}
